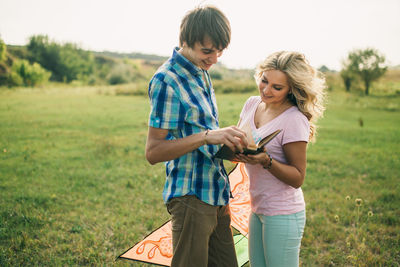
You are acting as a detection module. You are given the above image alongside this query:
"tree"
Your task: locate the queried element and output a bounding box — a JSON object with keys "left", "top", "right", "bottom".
{"left": 340, "top": 68, "right": 354, "bottom": 92}
{"left": 346, "top": 48, "right": 387, "bottom": 95}
{"left": 340, "top": 59, "right": 356, "bottom": 92}
{"left": 27, "top": 35, "right": 94, "bottom": 82}
{"left": 0, "top": 37, "right": 11, "bottom": 85}
{"left": 318, "top": 65, "right": 330, "bottom": 73}
{"left": 0, "top": 37, "right": 6, "bottom": 62}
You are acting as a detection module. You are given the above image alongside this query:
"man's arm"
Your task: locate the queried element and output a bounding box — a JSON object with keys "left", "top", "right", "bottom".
{"left": 145, "top": 126, "right": 248, "bottom": 165}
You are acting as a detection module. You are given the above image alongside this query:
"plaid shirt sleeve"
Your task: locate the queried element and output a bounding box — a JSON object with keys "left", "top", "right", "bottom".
{"left": 148, "top": 76, "right": 183, "bottom": 130}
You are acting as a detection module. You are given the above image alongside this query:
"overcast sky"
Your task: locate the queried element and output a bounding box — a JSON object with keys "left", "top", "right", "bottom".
{"left": 1, "top": 0, "right": 399, "bottom": 70}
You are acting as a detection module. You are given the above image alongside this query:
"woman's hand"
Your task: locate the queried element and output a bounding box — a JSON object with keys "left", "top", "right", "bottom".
{"left": 232, "top": 149, "right": 269, "bottom": 166}
{"left": 233, "top": 142, "right": 308, "bottom": 188}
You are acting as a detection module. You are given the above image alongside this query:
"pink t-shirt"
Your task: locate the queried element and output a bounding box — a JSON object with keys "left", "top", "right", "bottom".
{"left": 239, "top": 96, "right": 310, "bottom": 216}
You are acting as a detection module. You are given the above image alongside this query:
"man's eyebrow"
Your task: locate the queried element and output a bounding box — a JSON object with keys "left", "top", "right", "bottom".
{"left": 201, "top": 47, "right": 223, "bottom": 52}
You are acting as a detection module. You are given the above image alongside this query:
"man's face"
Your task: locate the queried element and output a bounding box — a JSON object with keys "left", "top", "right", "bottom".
{"left": 181, "top": 36, "right": 224, "bottom": 71}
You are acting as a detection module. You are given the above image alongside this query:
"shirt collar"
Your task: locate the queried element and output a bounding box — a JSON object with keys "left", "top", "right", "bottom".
{"left": 172, "top": 47, "right": 204, "bottom": 77}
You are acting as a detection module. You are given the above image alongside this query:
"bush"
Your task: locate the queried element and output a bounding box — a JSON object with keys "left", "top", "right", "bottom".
{"left": 9, "top": 59, "right": 51, "bottom": 87}
{"left": 108, "top": 73, "right": 127, "bottom": 85}
{"left": 106, "top": 62, "right": 144, "bottom": 85}
{"left": 210, "top": 70, "right": 223, "bottom": 80}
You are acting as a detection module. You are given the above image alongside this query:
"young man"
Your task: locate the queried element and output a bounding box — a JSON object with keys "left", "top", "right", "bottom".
{"left": 145, "top": 5, "right": 248, "bottom": 267}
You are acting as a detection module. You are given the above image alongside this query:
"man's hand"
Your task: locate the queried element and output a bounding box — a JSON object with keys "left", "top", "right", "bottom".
{"left": 146, "top": 126, "right": 248, "bottom": 165}
{"left": 206, "top": 126, "right": 248, "bottom": 153}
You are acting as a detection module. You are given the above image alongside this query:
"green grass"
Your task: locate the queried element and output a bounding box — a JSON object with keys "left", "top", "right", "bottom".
{"left": 0, "top": 86, "right": 399, "bottom": 266}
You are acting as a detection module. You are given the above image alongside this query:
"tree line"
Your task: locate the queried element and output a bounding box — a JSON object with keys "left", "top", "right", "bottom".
{"left": 0, "top": 35, "right": 389, "bottom": 95}
{"left": 0, "top": 35, "right": 158, "bottom": 87}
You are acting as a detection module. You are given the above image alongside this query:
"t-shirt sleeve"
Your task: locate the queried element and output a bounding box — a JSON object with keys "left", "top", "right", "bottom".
{"left": 282, "top": 111, "right": 310, "bottom": 145}
{"left": 148, "top": 78, "right": 182, "bottom": 129}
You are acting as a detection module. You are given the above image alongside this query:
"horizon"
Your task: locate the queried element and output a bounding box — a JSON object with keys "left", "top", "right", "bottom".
{"left": 1, "top": 0, "right": 399, "bottom": 71}
{"left": 6, "top": 42, "right": 400, "bottom": 72}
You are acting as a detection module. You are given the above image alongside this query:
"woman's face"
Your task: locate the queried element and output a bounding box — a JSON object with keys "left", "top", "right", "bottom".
{"left": 258, "top": 70, "right": 291, "bottom": 106}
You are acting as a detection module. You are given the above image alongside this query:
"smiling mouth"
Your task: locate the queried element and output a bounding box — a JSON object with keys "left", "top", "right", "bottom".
{"left": 262, "top": 93, "right": 272, "bottom": 98}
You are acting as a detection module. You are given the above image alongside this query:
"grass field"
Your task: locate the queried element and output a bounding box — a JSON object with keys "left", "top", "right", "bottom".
{"left": 0, "top": 84, "right": 399, "bottom": 266}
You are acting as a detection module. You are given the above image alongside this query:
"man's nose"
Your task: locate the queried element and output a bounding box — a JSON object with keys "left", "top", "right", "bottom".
{"left": 209, "top": 53, "right": 218, "bottom": 64}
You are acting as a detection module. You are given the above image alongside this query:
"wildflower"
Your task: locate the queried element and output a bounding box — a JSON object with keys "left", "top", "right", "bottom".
{"left": 346, "top": 242, "right": 351, "bottom": 248}
{"left": 3, "top": 148, "right": 6, "bottom": 153}
{"left": 345, "top": 195, "right": 350, "bottom": 201}
{"left": 334, "top": 215, "right": 339, "bottom": 222}
{"left": 368, "top": 211, "right": 373, "bottom": 217}
{"left": 355, "top": 198, "right": 362, "bottom": 206}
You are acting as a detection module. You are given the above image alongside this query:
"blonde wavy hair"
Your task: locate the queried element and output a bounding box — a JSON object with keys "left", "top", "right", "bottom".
{"left": 255, "top": 51, "right": 326, "bottom": 142}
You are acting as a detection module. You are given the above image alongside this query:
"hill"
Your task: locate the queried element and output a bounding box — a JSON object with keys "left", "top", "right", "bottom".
{"left": 3, "top": 42, "right": 256, "bottom": 92}
{"left": 94, "top": 50, "right": 168, "bottom": 62}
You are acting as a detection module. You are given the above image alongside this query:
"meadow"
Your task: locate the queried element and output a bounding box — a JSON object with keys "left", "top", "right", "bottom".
{"left": 0, "top": 79, "right": 399, "bottom": 266}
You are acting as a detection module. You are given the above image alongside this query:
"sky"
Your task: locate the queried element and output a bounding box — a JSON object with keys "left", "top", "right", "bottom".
{"left": 1, "top": 0, "right": 399, "bottom": 71}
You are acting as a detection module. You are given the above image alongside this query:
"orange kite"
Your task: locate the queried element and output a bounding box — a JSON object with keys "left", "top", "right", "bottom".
{"left": 118, "top": 163, "right": 251, "bottom": 266}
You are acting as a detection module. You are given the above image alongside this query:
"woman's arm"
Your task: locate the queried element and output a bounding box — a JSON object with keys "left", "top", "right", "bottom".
{"left": 234, "top": 141, "right": 307, "bottom": 188}
{"left": 145, "top": 126, "right": 248, "bottom": 165}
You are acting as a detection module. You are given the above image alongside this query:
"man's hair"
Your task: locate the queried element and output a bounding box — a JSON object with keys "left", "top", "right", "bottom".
{"left": 179, "top": 5, "right": 231, "bottom": 50}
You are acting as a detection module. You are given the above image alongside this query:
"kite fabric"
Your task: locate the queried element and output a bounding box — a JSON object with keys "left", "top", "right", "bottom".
{"left": 118, "top": 163, "right": 251, "bottom": 266}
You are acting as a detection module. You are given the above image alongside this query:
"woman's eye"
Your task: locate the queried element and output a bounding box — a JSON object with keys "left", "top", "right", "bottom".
{"left": 261, "top": 79, "right": 268, "bottom": 84}
{"left": 274, "top": 87, "right": 282, "bottom": 91}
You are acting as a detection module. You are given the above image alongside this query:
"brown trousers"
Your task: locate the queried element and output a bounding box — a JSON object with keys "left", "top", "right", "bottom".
{"left": 166, "top": 195, "right": 239, "bottom": 267}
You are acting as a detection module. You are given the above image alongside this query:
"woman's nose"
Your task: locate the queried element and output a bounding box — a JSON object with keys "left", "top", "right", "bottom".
{"left": 261, "top": 84, "right": 269, "bottom": 93}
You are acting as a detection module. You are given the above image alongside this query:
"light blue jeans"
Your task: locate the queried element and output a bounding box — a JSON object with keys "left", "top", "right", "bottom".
{"left": 248, "top": 210, "right": 306, "bottom": 267}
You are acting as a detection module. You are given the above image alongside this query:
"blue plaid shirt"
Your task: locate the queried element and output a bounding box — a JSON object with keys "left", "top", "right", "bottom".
{"left": 148, "top": 47, "right": 230, "bottom": 206}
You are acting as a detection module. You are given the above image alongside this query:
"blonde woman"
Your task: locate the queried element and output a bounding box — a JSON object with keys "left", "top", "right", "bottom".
{"left": 234, "top": 51, "right": 326, "bottom": 267}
